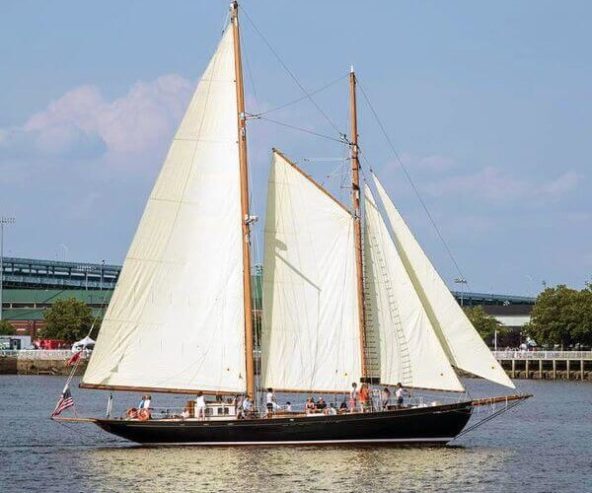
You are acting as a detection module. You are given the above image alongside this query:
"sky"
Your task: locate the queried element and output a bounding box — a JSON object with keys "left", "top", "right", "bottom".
{"left": 0, "top": 0, "right": 590, "bottom": 296}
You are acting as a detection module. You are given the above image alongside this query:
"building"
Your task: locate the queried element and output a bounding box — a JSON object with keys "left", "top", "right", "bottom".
{"left": 1, "top": 256, "right": 534, "bottom": 338}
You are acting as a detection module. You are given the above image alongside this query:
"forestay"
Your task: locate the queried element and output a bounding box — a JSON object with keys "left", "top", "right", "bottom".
{"left": 364, "top": 186, "right": 464, "bottom": 392}
{"left": 82, "top": 28, "right": 247, "bottom": 394}
{"left": 372, "top": 174, "right": 515, "bottom": 389}
{"left": 261, "top": 151, "right": 362, "bottom": 392}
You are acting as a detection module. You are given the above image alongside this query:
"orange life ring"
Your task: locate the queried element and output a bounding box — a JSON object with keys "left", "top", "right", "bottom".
{"left": 126, "top": 408, "right": 138, "bottom": 419}
{"left": 138, "top": 408, "right": 150, "bottom": 421}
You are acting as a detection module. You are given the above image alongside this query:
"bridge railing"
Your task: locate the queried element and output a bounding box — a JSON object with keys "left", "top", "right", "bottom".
{"left": 493, "top": 350, "right": 592, "bottom": 360}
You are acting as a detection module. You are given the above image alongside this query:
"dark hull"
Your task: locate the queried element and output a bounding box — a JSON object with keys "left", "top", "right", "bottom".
{"left": 94, "top": 401, "right": 473, "bottom": 446}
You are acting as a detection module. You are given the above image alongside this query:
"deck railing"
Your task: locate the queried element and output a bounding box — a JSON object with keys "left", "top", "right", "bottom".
{"left": 0, "top": 349, "right": 73, "bottom": 359}
{"left": 493, "top": 350, "right": 592, "bottom": 360}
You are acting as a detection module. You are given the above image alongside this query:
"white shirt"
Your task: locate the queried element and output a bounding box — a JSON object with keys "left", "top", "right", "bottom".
{"left": 243, "top": 398, "right": 253, "bottom": 411}
{"left": 142, "top": 399, "right": 151, "bottom": 409}
{"left": 396, "top": 388, "right": 404, "bottom": 399}
{"left": 266, "top": 392, "right": 274, "bottom": 404}
{"left": 195, "top": 395, "right": 206, "bottom": 408}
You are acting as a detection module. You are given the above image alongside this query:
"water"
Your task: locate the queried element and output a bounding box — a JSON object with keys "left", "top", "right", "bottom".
{"left": 0, "top": 376, "right": 589, "bottom": 493}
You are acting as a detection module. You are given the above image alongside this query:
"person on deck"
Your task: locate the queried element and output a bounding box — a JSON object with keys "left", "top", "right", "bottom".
{"left": 349, "top": 382, "right": 358, "bottom": 412}
{"left": 266, "top": 388, "right": 276, "bottom": 416}
{"left": 141, "top": 395, "right": 152, "bottom": 410}
{"left": 242, "top": 395, "right": 254, "bottom": 417}
{"left": 359, "top": 384, "right": 370, "bottom": 412}
{"left": 381, "top": 387, "right": 391, "bottom": 410}
{"left": 395, "top": 383, "right": 407, "bottom": 407}
{"left": 316, "top": 397, "right": 327, "bottom": 410}
{"left": 195, "top": 391, "right": 206, "bottom": 420}
{"left": 305, "top": 398, "right": 316, "bottom": 414}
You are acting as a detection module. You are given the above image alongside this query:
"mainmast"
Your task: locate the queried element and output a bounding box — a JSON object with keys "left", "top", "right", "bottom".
{"left": 230, "top": 1, "right": 256, "bottom": 400}
{"left": 349, "top": 67, "right": 368, "bottom": 379}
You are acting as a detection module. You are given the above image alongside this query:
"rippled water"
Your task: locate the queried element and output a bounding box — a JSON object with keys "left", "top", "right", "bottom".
{"left": 0, "top": 376, "right": 589, "bottom": 492}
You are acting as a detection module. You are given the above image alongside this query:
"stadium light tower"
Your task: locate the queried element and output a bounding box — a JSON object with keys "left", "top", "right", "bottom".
{"left": 454, "top": 277, "right": 468, "bottom": 307}
{"left": 0, "top": 216, "right": 16, "bottom": 321}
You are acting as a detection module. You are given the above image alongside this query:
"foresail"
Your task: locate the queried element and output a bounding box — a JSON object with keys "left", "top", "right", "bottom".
{"left": 82, "top": 28, "right": 247, "bottom": 394}
{"left": 364, "top": 186, "right": 464, "bottom": 392}
{"left": 372, "top": 174, "right": 515, "bottom": 389}
{"left": 261, "top": 151, "right": 362, "bottom": 392}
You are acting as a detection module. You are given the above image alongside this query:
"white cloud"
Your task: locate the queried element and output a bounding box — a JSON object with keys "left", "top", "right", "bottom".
{"left": 424, "top": 166, "right": 579, "bottom": 204}
{"left": 1, "top": 74, "right": 193, "bottom": 166}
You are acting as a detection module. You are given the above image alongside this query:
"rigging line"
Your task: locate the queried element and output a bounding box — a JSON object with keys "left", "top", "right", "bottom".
{"left": 241, "top": 26, "right": 259, "bottom": 115}
{"left": 238, "top": 5, "right": 346, "bottom": 139}
{"left": 254, "top": 73, "right": 349, "bottom": 117}
{"left": 356, "top": 79, "right": 466, "bottom": 281}
{"left": 256, "top": 116, "right": 348, "bottom": 144}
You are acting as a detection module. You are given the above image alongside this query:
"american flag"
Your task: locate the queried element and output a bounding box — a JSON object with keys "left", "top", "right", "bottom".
{"left": 52, "top": 386, "right": 74, "bottom": 417}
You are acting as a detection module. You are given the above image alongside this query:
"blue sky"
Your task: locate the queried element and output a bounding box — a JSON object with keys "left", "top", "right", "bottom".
{"left": 0, "top": 0, "right": 590, "bottom": 296}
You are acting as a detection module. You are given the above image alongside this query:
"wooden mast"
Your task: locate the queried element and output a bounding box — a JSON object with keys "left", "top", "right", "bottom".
{"left": 349, "top": 67, "right": 368, "bottom": 379}
{"left": 231, "top": 1, "right": 256, "bottom": 400}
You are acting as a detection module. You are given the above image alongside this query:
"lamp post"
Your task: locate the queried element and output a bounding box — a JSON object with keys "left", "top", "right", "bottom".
{"left": 454, "top": 277, "right": 468, "bottom": 307}
{"left": 0, "top": 217, "right": 16, "bottom": 321}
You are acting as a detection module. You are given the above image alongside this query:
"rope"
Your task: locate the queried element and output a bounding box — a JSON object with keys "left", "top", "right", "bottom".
{"left": 253, "top": 73, "right": 349, "bottom": 118}
{"left": 254, "top": 115, "right": 348, "bottom": 144}
{"left": 453, "top": 398, "right": 526, "bottom": 440}
{"left": 356, "top": 79, "right": 467, "bottom": 282}
{"left": 239, "top": 5, "right": 346, "bottom": 140}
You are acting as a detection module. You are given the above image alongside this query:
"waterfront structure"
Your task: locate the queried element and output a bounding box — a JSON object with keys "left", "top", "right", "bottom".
{"left": 1, "top": 255, "right": 533, "bottom": 338}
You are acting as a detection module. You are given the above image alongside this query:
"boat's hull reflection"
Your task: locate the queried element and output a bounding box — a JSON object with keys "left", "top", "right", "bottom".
{"left": 94, "top": 401, "right": 473, "bottom": 446}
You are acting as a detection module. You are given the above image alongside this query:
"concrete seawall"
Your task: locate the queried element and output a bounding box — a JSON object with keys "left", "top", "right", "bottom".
{"left": 0, "top": 351, "right": 87, "bottom": 376}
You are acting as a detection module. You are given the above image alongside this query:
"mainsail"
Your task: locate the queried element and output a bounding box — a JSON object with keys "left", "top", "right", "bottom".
{"left": 261, "top": 150, "right": 362, "bottom": 392}
{"left": 364, "top": 186, "right": 464, "bottom": 391}
{"left": 372, "top": 174, "right": 515, "bottom": 389}
{"left": 82, "top": 27, "right": 247, "bottom": 394}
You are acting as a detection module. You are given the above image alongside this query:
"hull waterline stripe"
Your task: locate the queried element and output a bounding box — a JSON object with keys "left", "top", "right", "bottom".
{"left": 144, "top": 438, "right": 453, "bottom": 446}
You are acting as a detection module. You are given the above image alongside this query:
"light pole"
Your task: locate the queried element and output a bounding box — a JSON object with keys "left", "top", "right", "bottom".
{"left": 0, "top": 217, "right": 16, "bottom": 321}
{"left": 454, "top": 277, "right": 468, "bottom": 307}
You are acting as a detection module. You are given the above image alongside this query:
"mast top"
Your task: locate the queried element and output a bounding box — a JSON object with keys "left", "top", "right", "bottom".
{"left": 350, "top": 65, "right": 355, "bottom": 74}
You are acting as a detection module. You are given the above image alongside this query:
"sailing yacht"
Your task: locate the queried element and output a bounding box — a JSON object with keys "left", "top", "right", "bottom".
{"left": 54, "top": 2, "right": 528, "bottom": 445}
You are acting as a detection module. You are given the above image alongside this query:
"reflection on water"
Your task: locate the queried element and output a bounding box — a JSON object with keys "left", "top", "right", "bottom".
{"left": 1, "top": 376, "right": 589, "bottom": 493}
{"left": 74, "top": 444, "right": 513, "bottom": 493}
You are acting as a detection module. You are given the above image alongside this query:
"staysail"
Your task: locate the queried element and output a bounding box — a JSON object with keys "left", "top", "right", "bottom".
{"left": 261, "top": 150, "right": 362, "bottom": 392}
{"left": 364, "top": 186, "right": 464, "bottom": 391}
{"left": 82, "top": 27, "right": 247, "bottom": 394}
{"left": 372, "top": 174, "right": 515, "bottom": 388}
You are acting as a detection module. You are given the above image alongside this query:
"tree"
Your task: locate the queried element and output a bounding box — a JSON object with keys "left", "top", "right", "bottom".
{"left": 525, "top": 284, "right": 592, "bottom": 347}
{"left": 0, "top": 319, "right": 15, "bottom": 335}
{"left": 464, "top": 306, "right": 506, "bottom": 346}
{"left": 41, "top": 298, "right": 94, "bottom": 342}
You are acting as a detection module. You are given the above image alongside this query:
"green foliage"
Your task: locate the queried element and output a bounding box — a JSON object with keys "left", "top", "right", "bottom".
{"left": 41, "top": 298, "right": 94, "bottom": 342}
{"left": 0, "top": 319, "right": 15, "bottom": 335}
{"left": 525, "top": 284, "right": 592, "bottom": 347}
{"left": 464, "top": 306, "right": 506, "bottom": 345}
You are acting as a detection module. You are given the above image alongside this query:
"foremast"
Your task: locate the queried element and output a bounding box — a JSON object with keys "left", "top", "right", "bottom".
{"left": 349, "top": 67, "right": 368, "bottom": 380}
{"left": 230, "top": 1, "right": 256, "bottom": 401}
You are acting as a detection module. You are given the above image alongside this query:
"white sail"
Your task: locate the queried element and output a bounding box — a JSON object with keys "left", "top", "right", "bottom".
{"left": 261, "top": 151, "right": 362, "bottom": 392}
{"left": 372, "top": 174, "right": 515, "bottom": 388}
{"left": 82, "top": 28, "right": 247, "bottom": 394}
{"left": 364, "top": 186, "right": 464, "bottom": 391}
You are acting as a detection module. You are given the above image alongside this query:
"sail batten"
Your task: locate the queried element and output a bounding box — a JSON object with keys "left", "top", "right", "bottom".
{"left": 261, "top": 151, "right": 362, "bottom": 392}
{"left": 82, "top": 27, "right": 247, "bottom": 394}
{"left": 372, "top": 174, "right": 515, "bottom": 389}
{"left": 364, "top": 186, "right": 464, "bottom": 392}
